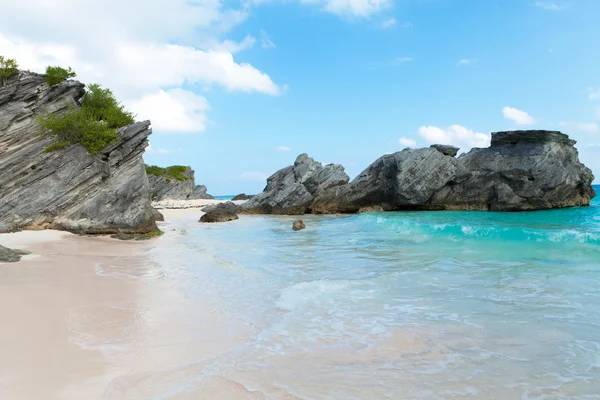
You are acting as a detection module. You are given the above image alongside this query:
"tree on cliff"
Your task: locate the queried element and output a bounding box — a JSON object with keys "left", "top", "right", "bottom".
{"left": 45, "top": 66, "right": 77, "bottom": 86}
{"left": 0, "top": 56, "right": 18, "bottom": 87}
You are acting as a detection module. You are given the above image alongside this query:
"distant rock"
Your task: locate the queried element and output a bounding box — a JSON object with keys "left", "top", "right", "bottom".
{"left": 0, "top": 72, "right": 159, "bottom": 235}
{"left": 0, "top": 245, "right": 30, "bottom": 263}
{"left": 200, "top": 202, "right": 239, "bottom": 223}
{"left": 248, "top": 131, "right": 595, "bottom": 214}
{"left": 232, "top": 193, "right": 254, "bottom": 201}
{"left": 431, "top": 144, "right": 459, "bottom": 157}
{"left": 239, "top": 154, "right": 350, "bottom": 215}
{"left": 147, "top": 166, "right": 214, "bottom": 201}
{"left": 292, "top": 220, "right": 306, "bottom": 231}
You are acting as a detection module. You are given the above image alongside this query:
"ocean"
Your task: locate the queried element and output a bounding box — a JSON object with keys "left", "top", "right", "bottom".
{"left": 103, "top": 186, "right": 600, "bottom": 399}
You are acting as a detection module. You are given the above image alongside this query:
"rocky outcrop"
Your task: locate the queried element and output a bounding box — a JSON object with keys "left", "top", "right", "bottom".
{"left": 292, "top": 220, "right": 306, "bottom": 231}
{"left": 0, "top": 245, "right": 30, "bottom": 262}
{"left": 0, "top": 71, "right": 158, "bottom": 234}
{"left": 232, "top": 193, "right": 254, "bottom": 201}
{"left": 247, "top": 131, "right": 595, "bottom": 214}
{"left": 239, "top": 154, "right": 350, "bottom": 215}
{"left": 199, "top": 202, "right": 239, "bottom": 223}
{"left": 148, "top": 167, "right": 213, "bottom": 201}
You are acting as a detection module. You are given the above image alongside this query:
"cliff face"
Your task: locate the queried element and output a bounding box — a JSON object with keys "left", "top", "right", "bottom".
{"left": 245, "top": 131, "right": 595, "bottom": 214}
{"left": 0, "top": 72, "right": 158, "bottom": 234}
{"left": 148, "top": 167, "right": 214, "bottom": 201}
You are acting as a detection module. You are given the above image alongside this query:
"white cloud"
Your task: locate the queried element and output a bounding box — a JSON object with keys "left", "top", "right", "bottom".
{"left": 260, "top": 30, "right": 276, "bottom": 49}
{"left": 146, "top": 145, "right": 183, "bottom": 155}
{"left": 398, "top": 21, "right": 413, "bottom": 29}
{"left": 502, "top": 106, "right": 536, "bottom": 125}
{"left": 275, "top": 145, "right": 292, "bottom": 152}
{"left": 299, "top": 0, "right": 392, "bottom": 17}
{"left": 241, "top": 171, "right": 269, "bottom": 181}
{"left": 589, "top": 143, "right": 600, "bottom": 147}
{"left": 596, "top": 106, "right": 600, "bottom": 121}
{"left": 418, "top": 125, "right": 490, "bottom": 150}
{"left": 381, "top": 18, "right": 396, "bottom": 29}
{"left": 533, "top": 1, "right": 565, "bottom": 11}
{"left": 127, "top": 89, "right": 210, "bottom": 133}
{"left": 559, "top": 121, "right": 599, "bottom": 135}
{"left": 390, "top": 57, "right": 413, "bottom": 66}
{"left": 587, "top": 87, "right": 600, "bottom": 100}
{"left": 398, "top": 137, "right": 417, "bottom": 148}
{"left": 0, "top": 0, "right": 280, "bottom": 135}
{"left": 457, "top": 58, "right": 474, "bottom": 66}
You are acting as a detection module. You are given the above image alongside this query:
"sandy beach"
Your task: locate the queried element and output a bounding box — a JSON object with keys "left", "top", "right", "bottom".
{"left": 0, "top": 205, "right": 256, "bottom": 400}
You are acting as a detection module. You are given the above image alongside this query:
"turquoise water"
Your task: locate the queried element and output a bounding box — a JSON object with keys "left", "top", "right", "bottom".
{"left": 213, "top": 195, "right": 236, "bottom": 200}
{"left": 120, "top": 188, "right": 600, "bottom": 399}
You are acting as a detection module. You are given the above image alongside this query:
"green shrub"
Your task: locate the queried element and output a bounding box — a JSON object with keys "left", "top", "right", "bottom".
{"left": 45, "top": 66, "right": 76, "bottom": 86}
{"left": 38, "top": 83, "right": 135, "bottom": 155}
{"left": 145, "top": 165, "right": 191, "bottom": 182}
{"left": 0, "top": 56, "right": 18, "bottom": 86}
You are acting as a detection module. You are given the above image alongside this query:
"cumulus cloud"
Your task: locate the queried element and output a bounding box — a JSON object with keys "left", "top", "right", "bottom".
{"left": 301, "top": 0, "right": 392, "bottom": 17}
{"left": 559, "top": 121, "right": 599, "bottom": 135}
{"left": 502, "top": 106, "right": 536, "bottom": 125}
{"left": 260, "top": 30, "right": 276, "bottom": 49}
{"left": 0, "top": 0, "right": 280, "bottom": 135}
{"left": 398, "top": 137, "right": 417, "bottom": 148}
{"left": 275, "top": 145, "right": 292, "bottom": 152}
{"left": 127, "top": 89, "right": 210, "bottom": 133}
{"left": 418, "top": 125, "right": 490, "bottom": 150}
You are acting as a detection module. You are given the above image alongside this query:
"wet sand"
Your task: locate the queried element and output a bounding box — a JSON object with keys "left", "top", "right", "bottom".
{"left": 0, "top": 211, "right": 252, "bottom": 400}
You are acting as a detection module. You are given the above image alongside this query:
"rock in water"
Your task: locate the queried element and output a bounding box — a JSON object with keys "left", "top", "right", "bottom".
{"left": 429, "top": 131, "right": 596, "bottom": 211}
{"left": 292, "top": 220, "right": 306, "bottom": 231}
{"left": 147, "top": 166, "right": 214, "bottom": 201}
{"left": 0, "top": 245, "right": 30, "bottom": 263}
{"left": 232, "top": 193, "right": 254, "bottom": 201}
{"left": 240, "top": 154, "right": 350, "bottom": 215}
{"left": 200, "top": 202, "right": 239, "bottom": 223}
{"left": 0, "top": 71, "right": 159, "bottom": 234}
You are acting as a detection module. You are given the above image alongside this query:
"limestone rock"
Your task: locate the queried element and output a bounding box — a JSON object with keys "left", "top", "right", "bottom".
{"left": 0, "top": 245, "right": 30, "bottom": 262}
{"left": 232, "top": 193, "right": 254, "bottom": 201}
{"left": 292, "top": 220, "right": 306, "bottom": 231}
{"left": 200, "top": 202, "right": 239, "bottom": 223}
{"left": 0, "top": 71, "right": 159, "bottom": 234}
{"left": 148, "top": 167, "right": 213, "bottom": 201}
{"left": 240, "top": 154, "right": 349, "bottom": 215}
{"left": 431, "top": 144, "right": 460, "bottom": 157}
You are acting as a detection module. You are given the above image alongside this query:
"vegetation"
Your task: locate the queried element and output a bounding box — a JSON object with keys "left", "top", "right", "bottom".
{"left": 45, "top": 65, "right": 76, "bottom": 86}
{"left": 38, "top": 84, "right": 135, "bottom": 155}
{"left": 145, "top": 165, "right": 191, "bottom": 182}
{"left": 0, "top": 56, "right": 18, "bottom": 86}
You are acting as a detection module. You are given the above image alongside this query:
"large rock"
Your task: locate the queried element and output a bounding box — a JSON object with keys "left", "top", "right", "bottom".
{"left": 0, "top": 245, "right": 30, "bottom": 263}
{"left": 428, "top": 130, "right": 596, "bottom": 211}
{"left": 232, "top": 193, "right": 254, "bottom": 201}
{"left": 0, "top": 71, "right": 159, "bottom": 234}
{"left": 199, "top": 202, "right": 239, "bottom": 223}
{"left": 239, "top": 154, "right": 350, "bottom": 215}
{"left": 312, "top": 147, "right": 471, "bottom": 213}
{"left": 148, "top": 167, "right": 214, "bottom": 201}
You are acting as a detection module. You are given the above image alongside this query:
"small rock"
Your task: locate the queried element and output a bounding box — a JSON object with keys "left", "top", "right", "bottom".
{"left": 292, "top": 220, "right": 306, "bottom": 231}
{"left": 232, "top": 193, "right": 254, "bottom": 201}
{"left": 200, "top": 202, "right": 239, "bottom": 223}
{"left": 0, "top": 245, "right": 31, "bottom": 262}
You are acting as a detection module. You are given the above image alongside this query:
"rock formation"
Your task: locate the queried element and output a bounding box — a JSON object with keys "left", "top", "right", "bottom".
{"left": 147, "top": 166, "right": 214, "bottom": 201}
{"left": 0, "top": 245, "right": 30, "bottom": 262}
{"left": 292, "top": 220, "right": 306, "bottom": 231}
{"left": 0, "top": 71, "right": 159, "bottom": 234}
{"left": 200, "top": 202, "right": 239, "bottom": 223}
{"left": 232, "top": 193, "right": 254, "bottom": 201}
{"left": 239, "top": 154, "right": 350, "bottom": 215}
{"left": 246, "top": 131, "right": 595, "bottom": 214}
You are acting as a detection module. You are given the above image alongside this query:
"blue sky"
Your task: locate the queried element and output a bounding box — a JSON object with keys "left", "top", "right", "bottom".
{"left": 2, "top": 0, "right": 599, "bottom": 194}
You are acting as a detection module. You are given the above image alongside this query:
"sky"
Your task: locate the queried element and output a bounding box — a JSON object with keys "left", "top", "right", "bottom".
{"left": 1, "top": 0, "right": 599, "bottom": 194}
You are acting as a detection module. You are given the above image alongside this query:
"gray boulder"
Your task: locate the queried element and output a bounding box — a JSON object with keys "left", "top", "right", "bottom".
{"left": 0, "top": 245, "right": 30, "bottom": 263}
{"left": 147, "top": 166, "right": 214, "bottom": 201}
{"left": 431, "top": 144, "right": 460, "bottom": 157}
{"left": 428, "top": 130, "right": 596, "bottom": 211}
{"left": 292, "top": 220, "right": 306, "bottom": 231}
{"left": 232, "top": 193, "right": 254, "bottom": 201}
{"left": 239, "top": 154, "right": 350, "bottom": 215}
{"left": 0, "top": 71, "right": 159, "bottom": 234}
{"left": 200, "top": 202, "right": 239, "bottom": 223}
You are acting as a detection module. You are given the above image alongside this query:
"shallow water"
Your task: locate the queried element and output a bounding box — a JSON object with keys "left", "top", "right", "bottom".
{"left": 99, "top": 188, "right": 600, "bottom": 399}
